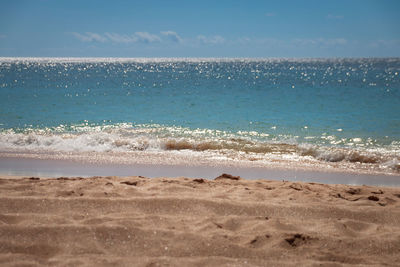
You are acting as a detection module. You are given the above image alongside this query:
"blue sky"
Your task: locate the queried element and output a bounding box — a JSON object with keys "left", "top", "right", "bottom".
{"left": 0, "top": 0, "right": 399, "bottom": 57}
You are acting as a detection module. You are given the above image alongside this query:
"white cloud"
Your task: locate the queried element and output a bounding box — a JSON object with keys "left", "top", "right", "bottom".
{"left": 0, "top": 34, "right": 6, "bottom": 39}
{"left": 236, "top": 37, "right": 252, "bottom": 44}
{"left": 327, "top": 14, "right": 344, "bottom": 19}
{"left": 197, "top": 35, "right": 225, "bottom": 45}
{"left": 254, "top": 38, "right": 284, "bottom": 46}
{"left": 70, "top": 31, "right": 230, "bottom": 46}
{"left": 368, "top": 39, "right": 400, "bottom": 48}
{"left": 161, "top": 31, "right": 182, "bottom": 43}
{"left": 292, "top": 38, "right": 347, "bottom": 46}
{"left": 135, "top": 32, "right": 161, "bottom": 43}
{"left": 104, "top": 33, "right": 138, "bottom": 43}
{"left": 72, "top": 31, "right": 162, "bottom": 44}
{"left": 71, "top": 32, "right": 107, "bottom": 42}
{"left": 265, "top": 12, "right": 276, "bottom": 17}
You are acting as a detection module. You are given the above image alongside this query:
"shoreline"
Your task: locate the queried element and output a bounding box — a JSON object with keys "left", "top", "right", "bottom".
{"left": 0, "top": 175, "right": 399, "bottom": 266}
{"left": 1, "top": 155, "right": 400, "bottom": 186}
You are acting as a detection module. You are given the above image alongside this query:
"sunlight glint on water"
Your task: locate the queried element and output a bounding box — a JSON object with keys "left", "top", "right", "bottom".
{"left": 0, "top": 58, "right": 399, "bottom": 174}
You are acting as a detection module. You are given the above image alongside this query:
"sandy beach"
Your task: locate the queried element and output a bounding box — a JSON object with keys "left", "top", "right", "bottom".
{"left": 2, "top": 0, "right": 400, "bottom": 265}
{"left": 0, "top": 174, "right": 399, "bottom": 266}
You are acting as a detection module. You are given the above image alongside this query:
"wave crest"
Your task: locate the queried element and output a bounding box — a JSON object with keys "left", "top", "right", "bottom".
{"left": 164, "top": 139, "right": 297, "bottom": 154}
{"left": 0, "top": 124, "right": 398, "bottom": 173}
{"left": 298, "top": 144, "right": 382, "bottom": 164}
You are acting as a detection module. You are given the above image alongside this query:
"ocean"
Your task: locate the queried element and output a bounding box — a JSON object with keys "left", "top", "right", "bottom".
{"left": 0, "top": 57, "right": 399, "bottom": 176}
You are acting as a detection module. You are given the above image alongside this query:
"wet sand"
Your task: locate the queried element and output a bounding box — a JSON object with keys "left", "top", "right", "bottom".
{"left": 2, "top": 156, "right": 400, "bottom": 186}
{"left": 0, "top": 174, "right": 400, "bottom": 266}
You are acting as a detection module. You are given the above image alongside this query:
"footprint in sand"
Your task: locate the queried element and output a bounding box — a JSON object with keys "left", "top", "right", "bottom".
{"left": 346, "top": 188, "right": 361, "bottom": 195}
{"left": 284, "top": 233, "right": 312, "bottom": 247}
{"left": 120, "top": 181, "right": 138, "bottom": 186}
{"left": 0, "top": 214, "right": 24, "bottom": 225}
{"left": 249, "top": 234, "right": 271, "bottom": 248}
{"left": 334, "top": 219, "right": 374, "bottom": 237}
{"left": 56, "top": 190, "right": 76, "bottom": 197}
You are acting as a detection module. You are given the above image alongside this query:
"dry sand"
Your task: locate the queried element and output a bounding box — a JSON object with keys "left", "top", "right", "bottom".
{"left": 0, "top": 174, "right": 399, "bottom": 266}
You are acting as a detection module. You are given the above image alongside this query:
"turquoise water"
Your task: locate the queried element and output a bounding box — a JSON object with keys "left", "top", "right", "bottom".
{"left": 0, "top": 58, "right": 399, "bottom": 173}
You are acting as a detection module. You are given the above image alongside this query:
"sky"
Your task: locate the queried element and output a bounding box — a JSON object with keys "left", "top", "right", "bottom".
{"left": 0, "top": 0, "right": 399, "bottom": 58}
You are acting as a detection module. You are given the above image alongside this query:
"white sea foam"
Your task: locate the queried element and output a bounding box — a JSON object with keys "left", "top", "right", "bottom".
{"left": 0, "top": 124, "right": 399, "bottom": 175}
{"left": 381, "top": 159, "right": 400, "bottom": 171}
{"left": 0, "top": 129, "right": 159, "bottom": 153}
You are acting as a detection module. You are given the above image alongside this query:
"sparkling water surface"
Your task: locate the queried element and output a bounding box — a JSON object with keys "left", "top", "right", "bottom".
{"left": 1, "top": 58, "right": 399, "bottom": 173}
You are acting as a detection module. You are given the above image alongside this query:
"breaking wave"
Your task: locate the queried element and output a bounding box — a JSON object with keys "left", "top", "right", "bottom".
{"left": 0, "top": 123, "right": 399, "bottom": 173}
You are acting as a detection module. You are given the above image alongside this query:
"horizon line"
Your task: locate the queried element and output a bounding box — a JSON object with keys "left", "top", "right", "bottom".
{"left": 1, "top": 56, "right": 399, "bottom": 63}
